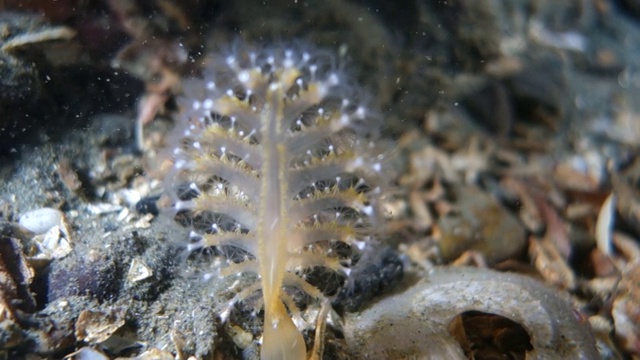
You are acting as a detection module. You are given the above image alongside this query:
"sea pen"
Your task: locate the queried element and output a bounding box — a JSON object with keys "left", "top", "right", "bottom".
{"left": 164, "top": 44, "right": 385, "bottom": 359}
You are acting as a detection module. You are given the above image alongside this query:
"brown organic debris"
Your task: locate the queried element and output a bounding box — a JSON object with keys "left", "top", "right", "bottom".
{"left": 75, "top": 308, "right": 126, "bottom": 344}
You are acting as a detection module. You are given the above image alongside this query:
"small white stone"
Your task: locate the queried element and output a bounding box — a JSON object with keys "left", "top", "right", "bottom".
{"left": 19, "top": 208, "right": 64, "bottom": 235}
{"left": 127, "top": 258, "right": 153, "bottom": 283}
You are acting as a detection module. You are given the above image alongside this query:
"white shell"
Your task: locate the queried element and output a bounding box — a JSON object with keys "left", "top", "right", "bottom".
{"left": 344, "top": 267, "right": 599, "bottom": 359}
{"left": 19, "top": 207, "right": 64, "bottom": 235}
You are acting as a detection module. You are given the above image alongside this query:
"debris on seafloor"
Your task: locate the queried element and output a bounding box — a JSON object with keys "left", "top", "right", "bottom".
{"left": 436, "top": 185, "right": 527, "bottom": 265}
{"left": 0, "top": 223, "right": 36, "bottom": 347}
{"left": 75, "top": 308, "right": 126, "bottom": 344}
{"left": 18, "top": 207, "right": 73, "bottom": 264}
{"left": 343, "top": 267, "right": 599, "bottom": 359}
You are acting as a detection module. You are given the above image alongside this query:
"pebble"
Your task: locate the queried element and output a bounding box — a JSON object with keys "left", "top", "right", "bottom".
{"left": 19, "top": 207, "right": 64, "bottom": 235}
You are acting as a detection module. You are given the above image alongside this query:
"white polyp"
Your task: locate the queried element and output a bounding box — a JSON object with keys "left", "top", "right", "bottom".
{"left": 192, "top": 100, "right": 201, "bottom": 110}
{"left": 220, "top": 146, "right": 227, "bottom": 154}
{"left": 309, "top": 64, "right": 318, "bottom": 78}
{"left": 238, "top": 70, "right": 250, "bottom": 83}
{"left": 373, "top": 163, "right": 381, "bottom": 172}
{"left": 316, "top": 83, "right": 328, "bottom": 98}
{"left": 249, "top": 52, "right": 257, "bottom": 65}
{"left": 329, "top": 73, "right": 340, "bottom": 85}
{"left": 216, "top": 183, "right": 224, "bottom": 190}
{"left": 267, "top": 56, "right": 275, "bottom": 64}
{"left": 203, "top": 98, "right": 213, "bottom": 109}
{"left": 174, "top": 159, "right": 187, "bottom": 169}
{"left": 187, "top": 234, "right": 205, "bottom": 251}
{"left": 296, "top": 78, "right": 304, "bottom": 87}
{"left": 283, "top": 57, "right": 294, "bottom": 68}
{"left": 342, "top": 98, "right": 350, "bottom": 107}
{"left": 239, "top": 130, "right": 245, "bottom": 136}
{"left": 189, "top": 182, "right": 200, "bottom": 192}
{"left": 350, "top": 157, "right": 364, "bottom": 169}
{"left": 190, "top": 124, "right": 197, "bottom": 130}
{"left": 342, "top": 267, "right": 352, "bottom": 276}
{"left": 356, "top": 106, "right": 366, "bottom": 118}
{"left": 340, "top": 114, "right": 350, "bottom": 126}
{"left": 226, "top": 89, "right": 234, "bottom": 96}
{"left": 193, "top": 141, "right": 201, "bottom": 149}
{"left": 206, "top": 81, "right": 215, "bottom": 90}
{"left": 329, "top": 145, "right": 335, "bottom": 153}
{"left": 362, "top": 205, "right": 374, "bottom": 216}
{"left": 269, "top": 83, "right": 280, "bottom": 91}
{"left": 174, "top": 200, "right": 193, "bottom": 211}
{"left": 212, "top": 223, "right": 219, "bottom": 231}
{"left": 226, "top": 55, "right": 236, "bottom": 66}
{"left": 187, "top": 243, "right": 203, "bottom": 252}
{"left": 354, "top": 240, "right": 367, "bottom": 250}
{"left": 302, "top": 52, "right": 310, "bottom": 62}
{"left": 318, "top": 107, "right": 324, "bottom": 115}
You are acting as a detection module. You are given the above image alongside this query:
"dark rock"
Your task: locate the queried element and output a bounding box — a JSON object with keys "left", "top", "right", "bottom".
{"left": 333, "top": 245, "right": 404, "bottom": 313}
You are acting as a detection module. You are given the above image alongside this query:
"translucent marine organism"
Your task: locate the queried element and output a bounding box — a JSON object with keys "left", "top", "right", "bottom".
{"left": 164, "top": 44, "right": 386, "bottom": 359}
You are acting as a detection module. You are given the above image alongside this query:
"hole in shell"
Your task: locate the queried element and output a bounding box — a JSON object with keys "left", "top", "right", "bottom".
{"left": 448, "top": 310, "right": 533, "bottom": 360}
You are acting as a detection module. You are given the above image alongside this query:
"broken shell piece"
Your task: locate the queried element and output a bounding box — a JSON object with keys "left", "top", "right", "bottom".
{"left": 134, "top": 348, "right": 175, "bottom": 360}
{"left": 226, "top": 323, "right": 253, "bottom": 350}
{"left": 343, "top": 267, "right": 599, "bottom": 359}
{"left": 19, "top": 207, "right": 69, "bottom": 236}
{"left": 87, "top": 203, "right": 124, "bottom": 215}
{"left": 75, "top": 308, "right": 126, "bottom": 344}
{"left": 595, "top": 193, "right": 616, "bottom": 256}
{"left": 126, "top": 258, "right": 153, "bottom": 283}
{"left": 0, "top": 227, "right": 36, "bottom": 337}
{"left": 64, "top": 347, "right": 109, "bottom": 360}
{"left": 31, "top": 225, "right": 73, "bottom": 260}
